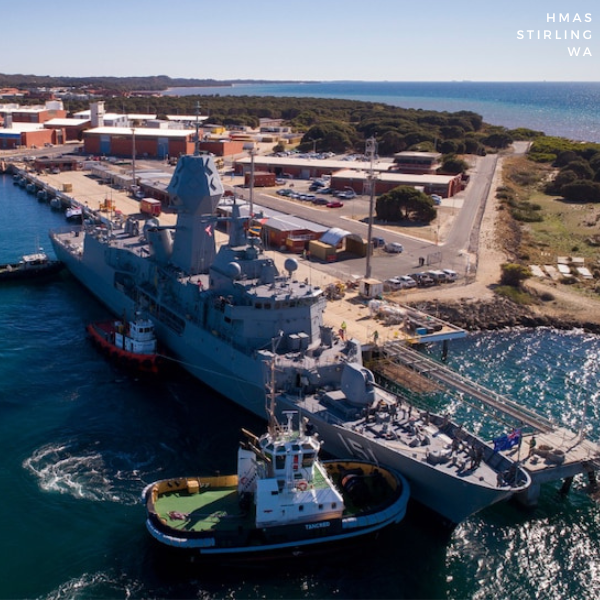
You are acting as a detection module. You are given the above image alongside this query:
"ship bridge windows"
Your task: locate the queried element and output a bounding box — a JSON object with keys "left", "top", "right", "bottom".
{"left": 302, "top": 453, "right": 315, "bottom": 468}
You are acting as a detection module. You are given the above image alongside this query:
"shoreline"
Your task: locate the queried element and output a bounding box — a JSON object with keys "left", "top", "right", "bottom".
{"left": 400, "top": 151, "right": 600, "bottom": 335}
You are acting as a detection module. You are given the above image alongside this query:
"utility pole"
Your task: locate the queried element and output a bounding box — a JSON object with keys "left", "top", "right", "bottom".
{"left": 248, "top": 147, "right": 256, "bottom": 217}
{"left": 131, "top": 127, "right": 136, "bottom": 194}
{"left": 365, "top": 136, "right": 377, "bottom": 279}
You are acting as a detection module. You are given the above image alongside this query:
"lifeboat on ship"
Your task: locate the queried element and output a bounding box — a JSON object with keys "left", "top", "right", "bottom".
{"left": 86, "top": 313, "right": 161, "bottom": 374}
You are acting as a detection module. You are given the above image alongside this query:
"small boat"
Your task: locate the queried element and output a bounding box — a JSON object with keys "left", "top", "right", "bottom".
{"left": 37, "top": 189, "right": 49, "bottom": 203}
{"left": 50, "top": 197, "right": 61, "bottom": 210}
{"left": 86, "top": 313, "right": 161, "bottom": 374}
{"left": 65, "top": 206, "right": 83, "bottom": 222}
{"left": 0, "top": 252, "right": 64, "bottom": 282}
{"left": 142, "top": 384, "right": 410, "bottom": 559}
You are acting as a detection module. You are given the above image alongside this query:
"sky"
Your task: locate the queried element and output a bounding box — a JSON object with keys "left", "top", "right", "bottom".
{"left": 0, "top": 0, "right": 597, "bottom": 82}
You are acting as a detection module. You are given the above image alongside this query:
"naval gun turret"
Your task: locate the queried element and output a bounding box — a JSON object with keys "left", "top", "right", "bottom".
{"left": 167, "top": 153, "right": 224, "bottom": 275}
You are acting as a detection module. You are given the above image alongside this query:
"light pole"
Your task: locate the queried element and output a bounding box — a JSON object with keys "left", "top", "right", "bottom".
{"left": 365, "top": 136, "right": 377, "bottom": 279}
{"left": 248, "top": 147, "right": 256, "bottom": 218}
{"left": 131, "top": 127, "right": 136, "bottom": 195}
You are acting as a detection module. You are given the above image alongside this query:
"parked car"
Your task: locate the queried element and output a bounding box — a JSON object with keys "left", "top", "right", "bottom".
{"left": 384, "top": 242, "right": 404, "bottom": 253}
{"left": 336, "top": 188, "right": 357, "bottom": 200}
{"left": 409, "top": 272, "right": 435, "bottom": 287}
{"left": 443, "top": 268, "right": 458, "bottom": 281}
{"left": 426, "top": 270, "right": 449, "bottom": 283}
{"left": 385, "top": 275, "right": 417, "bottom": 291}
{"left": 397, "top": 275, "right": 417, "bottom": 288}
{"left": 312, "top": 197, "right": 328, "bottom": 205}
{"left": 319, "top": 187, "right": 334, "bottom": 194}
{"left": 371, "top": 237, "right": 386, "bottom": 248}
{"left": 326, "top": 200, "right": 344, "bottom": 208}
{"left": 384, "top": 277, "right": 403, "bottom": 291}
{"left": 430, "top": 194, "right": 442, "bottom": 205}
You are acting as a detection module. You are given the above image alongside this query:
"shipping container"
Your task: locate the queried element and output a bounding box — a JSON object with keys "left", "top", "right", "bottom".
{"left": 245, "top": 171, "right": 276, "bottom": 187}
{"left": 140, "top": 198, "right": 162, "bottom": 216}
{"left": 308, "top": 240, "right": 337, "bottom": 262}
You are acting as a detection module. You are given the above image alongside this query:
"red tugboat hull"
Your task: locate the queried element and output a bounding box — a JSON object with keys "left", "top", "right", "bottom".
{"left": 86, "top": 321, "right": 160, "bottom": 374}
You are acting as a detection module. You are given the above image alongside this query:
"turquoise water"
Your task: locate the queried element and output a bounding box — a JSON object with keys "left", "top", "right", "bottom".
{"left": 165, "top": 81, "right": 600, "bottom": 143}
{"left": 1, "top": 175, "right": 600, "bottom": 599}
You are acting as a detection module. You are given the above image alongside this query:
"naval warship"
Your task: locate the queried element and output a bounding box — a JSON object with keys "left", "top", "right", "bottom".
{"left": 50, "top": 151, "right": 530, "bottom": 525}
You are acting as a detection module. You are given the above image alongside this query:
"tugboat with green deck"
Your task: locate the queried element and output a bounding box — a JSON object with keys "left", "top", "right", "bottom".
{"left": 142, "top": 389, "right": 409, "bottom": 559}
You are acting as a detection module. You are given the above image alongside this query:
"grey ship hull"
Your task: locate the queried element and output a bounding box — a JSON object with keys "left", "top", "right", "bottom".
{"left": 276, "top": 395, "right": 520, "bottom": 525}
{"left": 50, "top": 232, "right": 268, "bottom": 416}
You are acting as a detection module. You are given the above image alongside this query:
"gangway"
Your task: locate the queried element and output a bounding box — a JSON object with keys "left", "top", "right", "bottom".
{"left": 380, "top": 341, "right": 555, "bottom": 433}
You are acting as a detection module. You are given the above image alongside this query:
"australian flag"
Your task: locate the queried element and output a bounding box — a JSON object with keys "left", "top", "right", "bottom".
{"left": 493, "top": 429, "right": 521, "bottom": 452}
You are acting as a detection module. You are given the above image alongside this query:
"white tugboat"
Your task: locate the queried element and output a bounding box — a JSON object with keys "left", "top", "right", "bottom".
{"left": 142, "top": 379, "right": 410, "bottom": 559}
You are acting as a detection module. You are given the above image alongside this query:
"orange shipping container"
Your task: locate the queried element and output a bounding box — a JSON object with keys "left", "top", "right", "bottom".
{"left": 140, "top": 198, "right": 162, "bottom": 216}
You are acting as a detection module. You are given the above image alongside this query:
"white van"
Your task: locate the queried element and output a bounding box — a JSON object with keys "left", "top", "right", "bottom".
{"left": 442, "top": 268, "right": 458, "bottom": 281}
{"left": 384, "top": 242, "right": 404, "bottom": 253}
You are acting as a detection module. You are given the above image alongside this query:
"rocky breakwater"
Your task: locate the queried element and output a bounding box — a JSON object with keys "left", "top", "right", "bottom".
{"left": 408, "top": 295, "right": 600, "bottom": 334}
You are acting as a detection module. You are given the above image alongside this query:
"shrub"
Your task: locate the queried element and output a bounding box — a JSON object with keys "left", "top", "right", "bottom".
{"left": 495, "top": 286, "right": 535, "bottom": 304}
{"left": 511, "top": 209, "right": 543, "bottom": 222}
{"left": 500, "top": 263, "right": 532, "bottom": 287}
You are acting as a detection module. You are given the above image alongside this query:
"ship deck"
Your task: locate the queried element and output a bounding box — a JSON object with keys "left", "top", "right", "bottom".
{"left": 290, "top": 392, "right": 514, "bottom": 491}
{"left": 153, "top": 486, "right": 251, "bottom": 533}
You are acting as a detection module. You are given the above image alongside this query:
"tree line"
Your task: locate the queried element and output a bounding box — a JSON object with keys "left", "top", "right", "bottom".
{"left": 528, "top": 136, "right": 600, "bottom": 203}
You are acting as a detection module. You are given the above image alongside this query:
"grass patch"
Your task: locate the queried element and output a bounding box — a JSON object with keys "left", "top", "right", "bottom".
{"left": 494, "top": 286, "right": 536, "bottom": 304}
{"left": 501, "top": 156, "right": 600, "bottom": 266}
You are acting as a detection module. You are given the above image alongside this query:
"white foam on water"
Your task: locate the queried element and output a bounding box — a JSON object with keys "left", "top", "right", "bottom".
{"left": 23, "top": 441, "right": 149, "bottom": 505}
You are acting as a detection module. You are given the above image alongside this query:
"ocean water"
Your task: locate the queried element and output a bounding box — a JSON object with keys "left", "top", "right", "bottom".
{"left": 165, "top": 81, "right": 600, "bottom": 143}
{"left": 1, "top": 174, "right": 600, "bottom": 600}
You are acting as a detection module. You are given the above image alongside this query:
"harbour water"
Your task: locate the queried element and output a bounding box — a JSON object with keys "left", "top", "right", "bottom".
{"left": 165, "top": 81, "right": 600, "bottom": 143}
{"left": 2, "top": 149, "right": 600, "bottom": 597}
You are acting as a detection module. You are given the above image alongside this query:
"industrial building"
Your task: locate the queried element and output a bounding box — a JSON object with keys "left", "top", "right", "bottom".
{"left": 234, "top": 155, "right": 462, "bottom": 197}
{"left": 391, "top": 151, "right": 442, "bottom": 174}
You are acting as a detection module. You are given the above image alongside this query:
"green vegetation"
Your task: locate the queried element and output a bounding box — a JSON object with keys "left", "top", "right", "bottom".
{"left": 375, "top": 186, "right": 436, "bottom": 223}
{"left": 0, "top": 73, "right": 297, "bottom": 92}
{"left": 494, "top": 285, "right": 536, "bottom": 304}
{"left": 494, "top": 264, "right": 535, "bottom": 304}
{"left": 500, "top": 263, "right": 532, "bottom": 287}
{"left": 497, "top": 150, "right": 600, "bottom": 301}
{"left": 495, "top": 167, "right": 545, "bottom": 223}
{"left": 54, "top": 91, "right": 536, "bottom": 158}
{"left": 528, "top": 136, "right": 600, "bottom": 164}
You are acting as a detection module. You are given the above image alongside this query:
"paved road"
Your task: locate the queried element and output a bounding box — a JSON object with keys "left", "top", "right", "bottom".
{"left": 229, "top": 154, "right": 500, "bottom": 283}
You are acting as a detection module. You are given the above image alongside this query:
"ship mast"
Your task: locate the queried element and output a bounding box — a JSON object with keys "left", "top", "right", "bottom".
{"left": 365, "top": 136, "right": 377, "bottom": 279}
{"left": 266, "top": 335, "right": 283, "bottom": 436}
{"left": 194, "top": 101, "right": 201, "bottom": 156}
